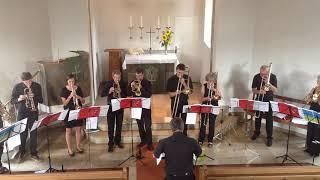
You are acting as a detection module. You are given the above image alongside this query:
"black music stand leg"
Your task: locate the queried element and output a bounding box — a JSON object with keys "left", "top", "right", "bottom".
{"left": 44, "top": 125, "right": 57, "bottom": 173}
{"left": 275, "top": 121, "right": 301, "bottom": 166}
{"left": 5, "top": 141, "right": 11, "bottom": 174}
{"left": 118, "top": 118, "right": 144, "bottom": 166}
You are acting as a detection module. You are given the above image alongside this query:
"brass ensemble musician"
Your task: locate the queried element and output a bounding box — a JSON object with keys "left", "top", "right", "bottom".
{"left": 167, "top": 64, "right": 193, "bottom": 136}
{"left": 60, "top": 74, "right": 85, "bottom": 156}
{"left": 251, "top": 65, "right": 277, "bottom": 147}
{"left": 198, "top": 72, "right": 222, "bottom": 147}
{"left": 11, "top": 72, "right": 43, "bottom": 162}
{"left": 127, "top": 67, "right": 153, "bottom": 150}
{"left": 101, "top": 70, "right": 127, "bottom": 152}
{"left": 304, "top": 75, "right": 320, "bottom": 156}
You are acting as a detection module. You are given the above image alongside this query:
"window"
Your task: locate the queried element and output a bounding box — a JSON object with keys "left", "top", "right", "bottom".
{"left": 204, "top": 0, "right": 213, "bottom": 48}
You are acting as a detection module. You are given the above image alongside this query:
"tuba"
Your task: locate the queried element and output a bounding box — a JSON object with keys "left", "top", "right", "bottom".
{"left": 113, "top": 81, "right": 121, "bottom": 98}
{"left": 131, "top": 80, "right": 142, "bottom": 96}
{"left": 24, "top": 86, "right": 37, "bottom": 111}
{"left": 305, "top": 86, "right": 320, "bottom": 104}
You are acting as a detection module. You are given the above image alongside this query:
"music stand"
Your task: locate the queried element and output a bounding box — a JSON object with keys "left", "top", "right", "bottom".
{"left": 275, "top": 106, "right": 301, "bottom": 165}
{"left": 119, "top": 99, "right": 145, "bottom": 166}
{"left": 213, "top": 106, "right": 233, "bottom": 146}
{"left": 42, "top": 125, "right": 58, "bottom": 173}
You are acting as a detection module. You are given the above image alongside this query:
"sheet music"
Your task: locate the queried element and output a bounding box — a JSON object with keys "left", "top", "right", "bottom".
{"left": 131, "top": 108, "right": 142, "bottom": 120}
{"left": 68, "top": 109, "right": 80, "bottom": 121}
{"left": 186, "top": 113, "right": 197, "bottom": 124}
{"left": 111, "top": 99, "right": 121, "bottom": 112}
{"left": 99, "top": 105, "right": 109, "bottom": 116}
{"left": 292, "top": 117, "right": 308, "bottom": 125}
{"left": 58, "top": 109, "right": 69, "bottom": 120}
{"left": 4, "top": 134, "right": 21, "bottom": 152}
{"left": 86, "top": 117, "right": 98, "bottom": 129}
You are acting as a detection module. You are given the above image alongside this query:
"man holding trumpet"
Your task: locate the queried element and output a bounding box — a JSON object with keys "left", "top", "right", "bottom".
{"left": 251, "top": 64, "right": 277, "bottom": 147}
{"left": 101, "top": 70, "right": 127, "bottom": 152}
{"left": 11, "top": 72, "right": 43, "bottom": 162}
{"left": 127, "top": 67, "right": 153, "bottom": 150}
{"left": 167, "top": 64, "right": 193, "bottom": 136}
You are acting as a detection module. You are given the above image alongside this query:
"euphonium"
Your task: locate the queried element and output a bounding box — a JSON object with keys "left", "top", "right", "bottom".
{"left": 24, "top": 87, "right": 37, "bottom": 111}
{"left": 131, "top": 80, "right": 142, "bottom": 96}
{"left": 312, "top": 88, "right": 320, "bottom": 103}
{"left": 113, "top": 81, "right": 121, "bottom": 98}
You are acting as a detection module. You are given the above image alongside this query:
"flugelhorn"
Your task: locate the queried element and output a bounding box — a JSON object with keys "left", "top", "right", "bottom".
{"left": 72, "top": 87, "right": 81, "bottom": 109}
{"left": 113, "top": 81, "right": 121, "bottom": 98}
{"left": 24, "top": 86, "right": 37, "bottom": 111}
{"left": 131, "top": 80, "right": 142, "bottom": 96}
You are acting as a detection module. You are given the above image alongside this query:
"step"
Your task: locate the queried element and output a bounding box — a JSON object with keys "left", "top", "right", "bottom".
{"left": 89, "top": 115, "right": 239, "bottom": 144}
{"left": 97, "top": 117, "right": 199, "bottom": 131}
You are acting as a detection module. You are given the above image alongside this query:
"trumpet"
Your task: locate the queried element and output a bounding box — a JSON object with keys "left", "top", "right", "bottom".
{"left": 131, "top": 80, "right": 142, "bottom": 96}
{"left": 72, "top": 87, "right": 81, "bottom": 109}
{"left": 113, "top": 81, "right": 121, "bottom": 98}
{"left": 24, "top": 87, "right": 37, "bottom": 111}
{"left": 0, "top": 100, "right": 15, "bottom": 123}
{"left": 172, "top": 67, "right": 192, "bottom": 117}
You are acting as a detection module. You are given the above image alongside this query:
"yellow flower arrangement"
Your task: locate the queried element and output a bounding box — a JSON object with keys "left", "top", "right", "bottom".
{"left": 160, "top": 27, "right": 174, "bottom": 53}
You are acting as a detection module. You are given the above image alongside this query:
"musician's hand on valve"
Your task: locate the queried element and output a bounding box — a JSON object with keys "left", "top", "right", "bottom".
{"left": 109, "top": 87, "right": 115, "bottom": 94}
{"left": 131, "top": 81, "right": 135, "bottom": 88}
{"left": 259, "top": 89, "right": 266, "bottom": 94}
{"left": 18, "top": 95, "right": 27, "bottom": 101}
{"left": 28, "top": 93, "right": 34, "bottom": 98}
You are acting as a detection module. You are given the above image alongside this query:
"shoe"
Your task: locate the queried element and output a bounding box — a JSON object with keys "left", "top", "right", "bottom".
{"left": 266, "top": 139, "right": 272, "bottom": 147}
{"left": 251, "top": 133, "right": 259, "bottom": 140}
{"left": 108, "top": 145, "right": 114, "bottom": 152}
{"left": 17, "top": 151, "right": 25, "bottom": 163}
{"left": 116, "top": 143, "right": 124, "bottom": 149}
{"left": 137, "top": 142, "right": 146, "bottom": 148}
{"left": 68, "top": 150, "right": 75, "bottom": 157}
{"left": 30, "top": 154, "right": 41, "bottom": 161}
{"left": 147, "top": 144, "right": 154, "bottom": 151}
{"left": 0, "top": 166, "right": 9, "bottom": 174}
{"left": 76, "top": 148, "right": 84, "bottom": 154}
{"left": 208, "top": 142, "right": 213, "bottom": 148}
{"left": 198, "top": 141, "right": 203, "bottom": 146}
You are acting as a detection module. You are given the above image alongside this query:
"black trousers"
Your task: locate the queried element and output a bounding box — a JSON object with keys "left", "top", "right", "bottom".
{"left": 254, "top": 104, "right": 273, "bottom": 139}
{"left": 171, "top": 103, "right": 188, "bottom": 136}
{"left": 305, "top": 122, "right": 320, "bottom": 155}
{"left": 136, "top": 109, "right": 152, "bottom": 146}
{"left": 18, "top": 111, "right": 38, "bottom": 155}
{"left": 107, "top": 109, "right": 124, "bottom": 146}
{"left": 199, "top": 114, "right": 216, "bottom": 143}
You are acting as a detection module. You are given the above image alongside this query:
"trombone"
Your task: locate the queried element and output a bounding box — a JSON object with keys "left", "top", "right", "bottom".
{"left": 172, "top": 67, "right": 192, "bottom": 117}
{"left": 255, "top": 63, "right": 272, "bottom": 119}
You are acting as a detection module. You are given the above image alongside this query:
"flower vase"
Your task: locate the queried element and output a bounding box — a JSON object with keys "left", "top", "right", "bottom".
{"left": 164, "top": 46, "right": 168, "bottom": 55}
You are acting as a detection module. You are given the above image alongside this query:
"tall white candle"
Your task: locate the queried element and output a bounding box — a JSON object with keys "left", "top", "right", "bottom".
{"left": 129, "top": 16, "right": 133, "bottom": 27}
{"left": 140, "top": 16, "right": 143, "bottom": 27}
{"left": 157, "top": 16, "right": 160, "bottom": 28}
{"left": 167, "top": 16, "right": 170, "bottom": 27}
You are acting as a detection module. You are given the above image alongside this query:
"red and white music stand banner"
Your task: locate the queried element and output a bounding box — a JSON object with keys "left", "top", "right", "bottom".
{"left": 111, "top": 98, "right": 151, "bottom": 120}
{"left": 182, "top": 104, "right": 220, "bottom": 125}
{"left": 230, "top": 98, "right": 269, "bottom": 112}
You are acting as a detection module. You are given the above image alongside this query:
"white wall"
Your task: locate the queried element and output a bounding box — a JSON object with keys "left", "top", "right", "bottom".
{"left": 47, "top": 0, "right": 90, "bottom": 59}
{"left": 0, "top": 0, "right": 52, "bottom": 102}
{"left": 252, "top": 0, "right": 320, "bottom": 99}
{"left": 214, "top": 0, "right": 257, "bottom": 103}
{"left": 91, "top": 0, "right": 209, "bottom": 82}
